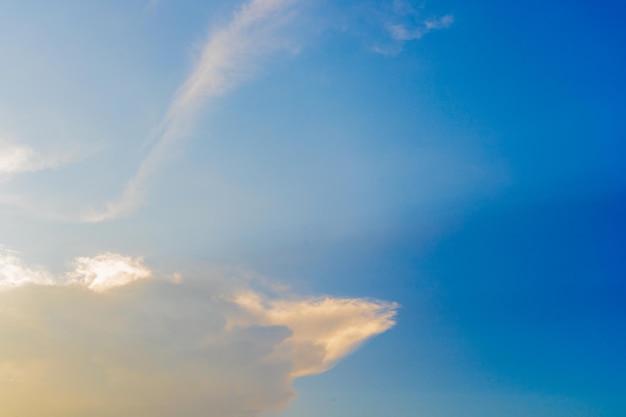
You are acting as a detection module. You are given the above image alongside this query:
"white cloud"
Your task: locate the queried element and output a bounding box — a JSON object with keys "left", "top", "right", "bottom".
{"left": 388, "top": 14, "right": 454, "bottom": 41}
{"left": 0, "top": 128, "right": 92, "bottom": 219}
{"left": 368, "top": 1, "right": 454, "bottom": 54}
{"left": 67, "top": 253, "right": 152, "bottom": 292}
{"left": 85, "top": 0, "right": 302, "bottom": 222}
{"left": 0, "top": 138, "right": 75, "bottom": 178}
{"left": 0, "top": 248, "right": 55, "bottom": 288}
{"left": 0, "top": 250, "right": 151, "bottom": 292}
{"left": 0, "top": 249, "right": 397, "bottom": 416}
{"left": 0, "top": 1, "right": 457, "bottom": 221}
{"left": 424, "top": 14, "right": 455, "bottom": 31}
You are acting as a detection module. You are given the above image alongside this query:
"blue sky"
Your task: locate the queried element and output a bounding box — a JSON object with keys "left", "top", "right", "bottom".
{"left": 0, "top": 0, "right": 624, "bottom": 416}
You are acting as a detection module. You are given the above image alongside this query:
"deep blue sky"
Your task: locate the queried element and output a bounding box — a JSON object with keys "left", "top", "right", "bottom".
{"left": 261, "top": 1, "right": 626, "bottom": 415}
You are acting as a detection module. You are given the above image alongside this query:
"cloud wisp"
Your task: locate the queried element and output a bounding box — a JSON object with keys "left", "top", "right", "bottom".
{"left": 387, "top": 14, "right": 454, "bottom": 41}
{"left": 370, "top": 0, "right": 454, "bottom": 55}
{"left": 0, "top": 0, "right": 455, "bottom": 222}
{"left": 0, "top": 249, "right": 397, "bottom": 416}
{"left": 0, "top": 137, "right": 77, "bottom": 182}
{"left": 83, "top": 0, "right": 303, "bottom": 222}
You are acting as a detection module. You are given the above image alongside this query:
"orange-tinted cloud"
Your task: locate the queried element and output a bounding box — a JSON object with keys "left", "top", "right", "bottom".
{"left": 0, "top": 251, "right": 397, "bottom": 416}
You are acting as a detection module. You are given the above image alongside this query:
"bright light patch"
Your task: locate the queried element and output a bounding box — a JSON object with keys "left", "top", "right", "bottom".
{"left": 0, "top": 249, "right": 55, "bottom": 289}
{"left": 0, "top": 249, "right": 397, "bottom": 416}
{"left": 67, "top": 253, "right": 152, "bottom": 292}
{"left": 0, "top": 143, "right": 36, "bottom": 174}
{"left": 0, "top": 250, "right": 151, "bottom": 292}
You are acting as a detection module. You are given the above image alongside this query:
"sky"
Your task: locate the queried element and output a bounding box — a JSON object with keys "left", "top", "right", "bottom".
{"left": 0, "top": 0, "right": 624, "bottom": 416}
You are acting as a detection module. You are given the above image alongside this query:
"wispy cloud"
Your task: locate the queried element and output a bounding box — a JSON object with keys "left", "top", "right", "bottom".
{"left": 0, "top": 0, "right": 456, "bottom": 221}
{"left": 370, "top": 0, "right": 454, "bottom": 55}
{"left": 388, "top": 14, "right": 454, "bottom": 41}
{"left": 84, "top": 0, "right": 302, "bottom": 222}
{"left": 0, "top": 248, "right": 397, "bottom": 416}
{"left": 0, "top": 134, "right": 77, "bottom": 180}
{"left": 230, "top": 291, "right": 399, "bottom": 377}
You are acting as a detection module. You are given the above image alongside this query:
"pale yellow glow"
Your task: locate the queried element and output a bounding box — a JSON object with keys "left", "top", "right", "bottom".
{"left": 230, "top": 291, "right": 398, "bottom": 377}
{"left": 0, "top": 250, "right": 397, "bottom": 416}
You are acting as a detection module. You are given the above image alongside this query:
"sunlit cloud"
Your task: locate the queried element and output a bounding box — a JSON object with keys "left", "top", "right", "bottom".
{"left": 230, "top": 291, "right": 399, "bottom": 377}
{"left": 0, "top": 248, "right": 55, "bottom": 288}
{"left": 84, "top": 0, "right": 303, "bottom": 222}
{"left": 67, "top": 253, "right": 152, "bottom": 293}
{"left": 0, "top": 250, "right": 151, "bottom": 292}
{"left": 0, "top": 249, "right": 397, "bottom": 416}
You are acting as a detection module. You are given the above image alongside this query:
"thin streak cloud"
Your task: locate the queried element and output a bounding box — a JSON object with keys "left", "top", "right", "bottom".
{"left": 0, "top": 0, "right": 456, "bottom": 222}
{"left": 84, "top": 0, "right": 302, "bottom": 222}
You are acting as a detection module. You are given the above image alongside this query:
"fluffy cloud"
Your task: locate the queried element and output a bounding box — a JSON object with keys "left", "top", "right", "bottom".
{"left": 0, "top": 248, "right": 55, "bottom": 288}
{"left": 0, "top": 249, "right": 151, "bottom": 292}
{"left": 0, "top": 250, "right": 397, "bottom": 416}
{"left": 67, "top": 253, "right": 152, "bottom": 292}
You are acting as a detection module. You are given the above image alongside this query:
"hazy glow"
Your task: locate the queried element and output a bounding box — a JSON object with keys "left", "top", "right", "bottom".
{"left": 0, "top": 143, "right": 39, "bottom": 174}
{"left": 0, "top": 139, "right": 74, "bottom": 177}
{"left": 0, "top": 0, "right": 455, "bottom": 222}
{"left": 0, "top": 251, "right": 397, "bottom": 417}
{"left": 0, "top": 0, "right": 618, "bottom": 415}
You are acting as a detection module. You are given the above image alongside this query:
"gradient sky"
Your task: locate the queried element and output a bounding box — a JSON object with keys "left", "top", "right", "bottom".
{"left": 0, "top": 0, "right": 624, "bottom": 416}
